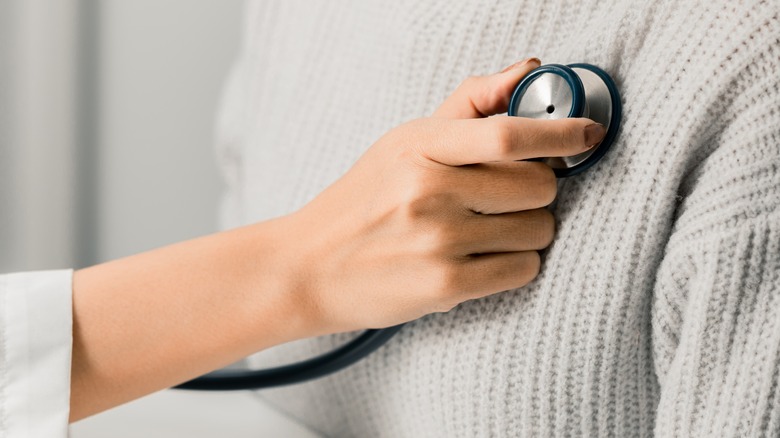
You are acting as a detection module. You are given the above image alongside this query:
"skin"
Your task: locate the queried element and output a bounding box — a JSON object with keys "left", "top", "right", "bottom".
{"left": 70, "top": 57, "right": 606, "bottom": 421}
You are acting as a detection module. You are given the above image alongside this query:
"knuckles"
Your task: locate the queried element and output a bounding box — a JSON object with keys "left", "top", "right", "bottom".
{"left": 525, "top": 162, "right": 558, "bottom": 206}
{"left": 427, "top": 259, "right": 467, "bottom": 311}
{"left": 557, "top": 118, "right": 587, "bottom": 149}
{"left": 534, "top": 208, "right": 556, "bottom": 249}
{"left": 491, "top": 117, "right": 520, "bottom": 160}
{"left": 521, "top": 251, "right": 542, "bottom": 283}
{"left": 402, "top": 201, "right": 463, "bottom": 256}
{"left": 398, "top": 177, "right": 455, "bottom": 220}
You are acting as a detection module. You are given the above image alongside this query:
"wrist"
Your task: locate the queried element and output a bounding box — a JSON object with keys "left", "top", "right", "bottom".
{"left": 236, "top": 215, "right": 323, "bottom": 350}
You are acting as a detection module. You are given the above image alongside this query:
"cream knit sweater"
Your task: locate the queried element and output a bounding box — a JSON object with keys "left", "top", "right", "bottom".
{"left": 216, "top": 0, "right": 780, "bottom": 436}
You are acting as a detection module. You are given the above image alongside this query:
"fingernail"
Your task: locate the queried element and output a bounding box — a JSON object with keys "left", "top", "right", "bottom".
{"left": 523, "top": 57, "right": 541, "bottom": 67}
{"left": 583, "top": 123, "right": 606, "bottom": 148}
{"left": 499, "top": 57, "right": 541, "bottom": 73}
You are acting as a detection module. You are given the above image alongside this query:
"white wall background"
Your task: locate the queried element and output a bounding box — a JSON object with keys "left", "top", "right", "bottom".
{"left": 92, "top": 0, "right": 231, "bottom": 262}
{"left": 0, "top": 0, "right": 80, "bottom": 272}
{"left": 1, "top": 0, "right": 317, "bottom": 436}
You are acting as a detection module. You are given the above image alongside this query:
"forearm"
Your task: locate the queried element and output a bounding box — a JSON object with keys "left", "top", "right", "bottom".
{"left": 69, "top": 217, "right": 311, "bottom": 422}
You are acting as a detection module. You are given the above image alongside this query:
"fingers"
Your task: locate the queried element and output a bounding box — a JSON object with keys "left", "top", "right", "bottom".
{"left": 458, "top": 209, "right": 555, "bottom": 254}
{"left": 433, "top": 58, "right": 541, "bottom": 119}
{"left": 419, "top": 116, "right": 606, "bottom": 166}
{"left": 454, "top": 251, "right": 542, "bottom": 300}
{"left": 454, "top": 162, "right": 557, "bottom": 213}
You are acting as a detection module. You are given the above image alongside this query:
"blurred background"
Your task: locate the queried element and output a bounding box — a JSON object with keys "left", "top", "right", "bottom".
{"left": 0, "top": 0, "right": 316, "bottom": 436}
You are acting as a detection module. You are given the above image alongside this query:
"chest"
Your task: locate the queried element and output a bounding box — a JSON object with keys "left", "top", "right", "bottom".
{"left": 235, "top": 0, "right": 697, "bottom": 219}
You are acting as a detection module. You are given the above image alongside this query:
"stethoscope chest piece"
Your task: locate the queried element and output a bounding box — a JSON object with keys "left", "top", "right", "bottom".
{"left": 508, "top": 63, "right": 622, "bottom": 177}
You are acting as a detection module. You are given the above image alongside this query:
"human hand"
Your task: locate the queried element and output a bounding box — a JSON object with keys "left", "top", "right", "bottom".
{"left": 282, "top": 58, "right": 606, "bottom": 334}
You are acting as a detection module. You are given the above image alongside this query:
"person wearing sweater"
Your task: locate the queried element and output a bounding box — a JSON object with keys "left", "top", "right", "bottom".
{"left": 224, "top": 1, "right": 780, "bottom": 436}
{"left": 1, "top": 0, "right": 778, "bottom": 437}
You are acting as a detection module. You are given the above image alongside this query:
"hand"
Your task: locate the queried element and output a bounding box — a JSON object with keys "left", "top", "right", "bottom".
{"left": 282, "top": 58, "right": 606, "bottom": 334}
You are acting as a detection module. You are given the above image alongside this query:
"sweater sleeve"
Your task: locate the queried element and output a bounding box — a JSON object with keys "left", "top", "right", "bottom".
{"left": 0, "top": 270, "right": 73, "bottom": 438}
{"left": 650, "top": 52, "right": 780, "bottom": 436}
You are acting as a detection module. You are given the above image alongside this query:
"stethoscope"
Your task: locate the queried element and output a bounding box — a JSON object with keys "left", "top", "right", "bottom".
{"left": 176, "top": 62, "right": 622, "bottom": 391}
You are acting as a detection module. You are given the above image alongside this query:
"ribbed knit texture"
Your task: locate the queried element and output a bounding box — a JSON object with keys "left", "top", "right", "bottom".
{"left": 215, "top": 1, "right": 780, "bottom": 436}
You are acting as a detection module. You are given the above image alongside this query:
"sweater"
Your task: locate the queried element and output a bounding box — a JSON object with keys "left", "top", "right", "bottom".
{"left": 215, "top": 0, "right": 780, "bottom": 436}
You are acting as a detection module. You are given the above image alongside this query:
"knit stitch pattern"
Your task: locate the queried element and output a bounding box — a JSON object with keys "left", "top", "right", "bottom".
{"left": 216, "top": 0, "right": 780, "bottom": 436}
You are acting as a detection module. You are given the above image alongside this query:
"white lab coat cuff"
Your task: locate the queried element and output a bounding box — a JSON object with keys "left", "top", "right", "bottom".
{"left": 2, "top": 270, "right": 73, "bottom": 438}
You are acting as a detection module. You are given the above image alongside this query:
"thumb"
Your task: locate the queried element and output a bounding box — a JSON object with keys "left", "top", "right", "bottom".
{"left": 432, "top": 57, "right": 541, "bottom": 119}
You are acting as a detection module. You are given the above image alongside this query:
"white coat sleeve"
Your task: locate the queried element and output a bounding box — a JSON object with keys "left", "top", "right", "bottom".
{"left": 0, "top": 270, "right": 73, "bottom": 438}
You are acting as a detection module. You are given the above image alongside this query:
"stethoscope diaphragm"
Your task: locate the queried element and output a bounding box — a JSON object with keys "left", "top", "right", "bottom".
{"left": 508, "top": 63, "right": 622, "bottom": 177}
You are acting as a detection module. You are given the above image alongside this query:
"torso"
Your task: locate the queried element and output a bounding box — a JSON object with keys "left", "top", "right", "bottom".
{"left": 215, "top": 0, "right": 770, "bottom": 435}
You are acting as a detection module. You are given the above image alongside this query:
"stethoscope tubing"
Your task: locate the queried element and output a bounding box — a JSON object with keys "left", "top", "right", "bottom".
{"left": 176, "top": 324, "right": 405, "bottom": 390}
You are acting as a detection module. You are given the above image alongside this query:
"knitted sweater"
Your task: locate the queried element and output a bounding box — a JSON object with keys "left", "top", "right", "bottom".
{"left": 216, "top": 0, "right": 780, "bottom": 436}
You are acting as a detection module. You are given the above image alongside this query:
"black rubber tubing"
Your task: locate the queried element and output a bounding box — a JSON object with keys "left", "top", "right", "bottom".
{"left": 175, "top": 324, "right": 405, "bottom": 391}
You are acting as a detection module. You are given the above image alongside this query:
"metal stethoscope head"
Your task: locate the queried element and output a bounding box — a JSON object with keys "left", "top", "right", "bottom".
{"left": 509, "top": 63, "right": 622, "bottom": 177}
{"left": 176, "top": 63, "right": 622, "bottom": 391}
